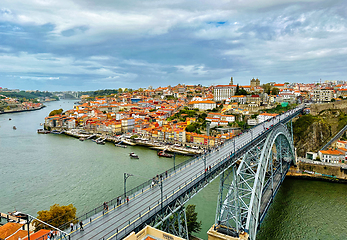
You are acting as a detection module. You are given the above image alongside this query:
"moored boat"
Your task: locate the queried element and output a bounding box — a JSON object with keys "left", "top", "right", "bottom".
{"left": 115, "top": 143, "right": 127, "bottom": 148}
{"left": 51, "top": 130, "right": 64, "bottom": 134}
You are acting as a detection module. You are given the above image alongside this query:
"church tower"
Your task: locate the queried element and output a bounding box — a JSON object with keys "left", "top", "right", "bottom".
{"left": 229, "top": 77, "right": 234, "bottom": 85}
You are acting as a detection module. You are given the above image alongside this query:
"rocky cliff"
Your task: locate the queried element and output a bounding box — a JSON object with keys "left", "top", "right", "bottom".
{"left": 293, "top": 109, "right": 347, "bottom": 157}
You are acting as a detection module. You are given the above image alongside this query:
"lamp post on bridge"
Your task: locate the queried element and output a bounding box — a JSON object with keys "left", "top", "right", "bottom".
{"left": 204, "top": 154, "right": 207, "bottom": 180}
{"left": 234, "top": 138, "right": 236, "bottom": 154}
{"left": 158, "top": 177, "right": 164, "bottom": 210}
{"left": 124, "top": 173, "right": 134, "bottom": 198}
{"left": 173, "top": 152, "right": 176, "bottom": 171}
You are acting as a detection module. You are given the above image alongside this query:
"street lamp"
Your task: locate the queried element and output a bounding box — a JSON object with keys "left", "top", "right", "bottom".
{"left": 124, "top": 173, "right": 133, "bottom": 198}
{"left": 173, "top": 152, "right": 176, "bottom": 171}
{"left": 158, "top": 178, "right": 164, "bottom": 210}
{"left": 204, "top": 154, "right": 207, "bottom": 180}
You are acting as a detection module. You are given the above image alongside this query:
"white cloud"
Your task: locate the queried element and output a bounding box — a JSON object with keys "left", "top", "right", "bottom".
{"left": 0, "top": 0, "right": 347, "bottom": 90}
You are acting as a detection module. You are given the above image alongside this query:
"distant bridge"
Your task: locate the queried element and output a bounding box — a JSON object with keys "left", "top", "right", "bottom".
{"left": 50, "top": 105, "right": 303, "bottom": 240}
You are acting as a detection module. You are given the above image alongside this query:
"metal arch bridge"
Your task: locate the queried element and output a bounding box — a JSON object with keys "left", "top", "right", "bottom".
{"left": 63, "top": 105, "right": 303, "bottom": 240}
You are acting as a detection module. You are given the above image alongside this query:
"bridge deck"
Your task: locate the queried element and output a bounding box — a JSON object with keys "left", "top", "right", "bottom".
{"left": 259, "top": 162, "right": 290, "bottom": 222}
{"left": 66, "top": 107, "right": 303, "bottom": 240}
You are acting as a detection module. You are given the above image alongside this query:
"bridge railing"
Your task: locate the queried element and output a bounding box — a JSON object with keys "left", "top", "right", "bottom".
{"left": 58, "top": 107, "right": 304, "bottom": 232}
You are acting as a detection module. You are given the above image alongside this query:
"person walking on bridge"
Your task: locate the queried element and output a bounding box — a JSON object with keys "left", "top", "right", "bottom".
{"left": 70, "top": 222, "right": 74, "bottom": 232}
{"left": 79, "top": 220, "right": 84, "bottom": 231}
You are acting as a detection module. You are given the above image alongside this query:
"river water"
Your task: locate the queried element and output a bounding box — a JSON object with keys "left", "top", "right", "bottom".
{"left": 1, "top": 100, "right": 346, "bottom": 239}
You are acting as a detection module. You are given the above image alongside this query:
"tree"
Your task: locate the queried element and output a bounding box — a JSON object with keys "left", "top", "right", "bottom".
{"left": 235, "top": 87, "right": 248, "bottom": 95}
{"left": 262, "top": 83, "right": 271, "bottom": 95}
{"left": 185, "top": 204, "right": 202, "bottom": 237}
{"left": 49, "top": 108, "right": 63, "bottom": 116}
{"left": 271, "top": 87, "right": 280, "bottom": 95}
{"left": 235, "top": 84, "right": 239, "bottom": 94}
{"left": 186, "top": 123, "right": 197, "bottom": 132}
{"left": 33, "top": 204, "right": 77, "bottom": 231}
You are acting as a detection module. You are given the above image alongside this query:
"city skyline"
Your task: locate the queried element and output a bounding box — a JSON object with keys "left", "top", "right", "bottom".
{"left": 1, "top": 0, "right": 347, "bottom": 91}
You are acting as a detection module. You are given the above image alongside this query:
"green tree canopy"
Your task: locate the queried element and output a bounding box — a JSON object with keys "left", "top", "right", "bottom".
{"left": 235, "top": 86, "right": 248, "bottom": 95}
{"left": 49, "top": 108, "right": 63, "bottom": 116}
{"left": 33, "top": 204, "right": 77, "bottom": 231}
{"left": 271, "top": 87, "right": 280, "bottom": 95}
{"left": 185, "top": 204, "right": 202, "bottom": 237}
{"left": 186, "top": 123, "right": 198, "bottom": 132}
{"left": 130, "top": 135, "right": 138, "bottom": 139}
{"left": 262, "top": 83, "right": 271, "bottom": 94}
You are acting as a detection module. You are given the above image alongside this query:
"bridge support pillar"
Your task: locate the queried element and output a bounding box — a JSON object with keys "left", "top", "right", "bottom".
{"left": 207, "top": 225, "right": 248, "bottom": 240}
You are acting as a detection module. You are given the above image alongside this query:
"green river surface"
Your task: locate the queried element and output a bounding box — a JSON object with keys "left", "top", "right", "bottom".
{"left": 1, "top": 100, "right": 346, "bottom": 239}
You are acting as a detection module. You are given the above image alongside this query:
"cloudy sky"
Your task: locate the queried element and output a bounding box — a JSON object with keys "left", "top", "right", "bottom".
{"left": 0, "top": 0, "right": 346, "bottom": 91}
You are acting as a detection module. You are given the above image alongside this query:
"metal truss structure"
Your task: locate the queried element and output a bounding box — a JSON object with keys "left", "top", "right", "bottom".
{"left": 153, "top": 205, "right": 189, "bottom": 240}
{"left": 215, "top": 123, "right": 295, "bottom": 240}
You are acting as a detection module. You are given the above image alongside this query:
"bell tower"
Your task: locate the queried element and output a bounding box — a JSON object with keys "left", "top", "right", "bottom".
{"left": 229, "top": 77, "right": 233, "bottom": 85}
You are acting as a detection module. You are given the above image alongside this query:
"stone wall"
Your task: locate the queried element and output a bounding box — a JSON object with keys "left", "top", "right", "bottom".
{"left": 297, "top": 162, "right": 347, "bottom": 179}
{"left": 310, "top": 100, "right": 347, "bottom": 116}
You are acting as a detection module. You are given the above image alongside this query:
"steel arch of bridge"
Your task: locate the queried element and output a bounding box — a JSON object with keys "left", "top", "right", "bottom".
{"left": 216, "top": 123, "right": 295, "bottom": 240}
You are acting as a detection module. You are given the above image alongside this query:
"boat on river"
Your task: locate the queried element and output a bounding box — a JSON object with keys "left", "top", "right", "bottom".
{"left": 97, "top": 141, "right": 105, "bottom": 145}
{"left": 13, "top": 126, "right": 16, "bottom": 130}
{"left": 51, "top": 130, "right": 64, "bottom": 134}
{"left": 157, "top": 150, "right": 173, "bottom": 158}
{"left": 129, "top": 152, "right": 139, "bottom": 159}
{"left": 115, "top": 143, "right": 127, "bottom": 148}
{"left": 37, "top": 129, "right": 50, "bottom": 134}
{"left": 93, "top": 137, "right": 106, "bottom": 145}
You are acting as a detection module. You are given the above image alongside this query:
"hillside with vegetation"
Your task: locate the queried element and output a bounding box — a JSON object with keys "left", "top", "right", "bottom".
{"left": 0, "top": 91, "right": 58, "bottom": 101}
{"left": 293, "top": 109, "right": 347, "bottom": 157}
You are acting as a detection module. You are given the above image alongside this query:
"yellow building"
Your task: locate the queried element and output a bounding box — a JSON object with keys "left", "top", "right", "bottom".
{"left": 124, "top": 225, "right": 186, "bottom": 240}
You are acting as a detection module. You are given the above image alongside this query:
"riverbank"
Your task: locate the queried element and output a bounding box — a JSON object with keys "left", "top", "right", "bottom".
{"left": 55, "top": 129, "right": 204, "bottom": 156}
{"left": 286, "top": 170, "right": 347, "bottom": 183}
{"left": 287, "top": 158, "right": 347, "bottom": 183}
{"left": 0, "top": 105, "right": 46, "bottom": 115}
